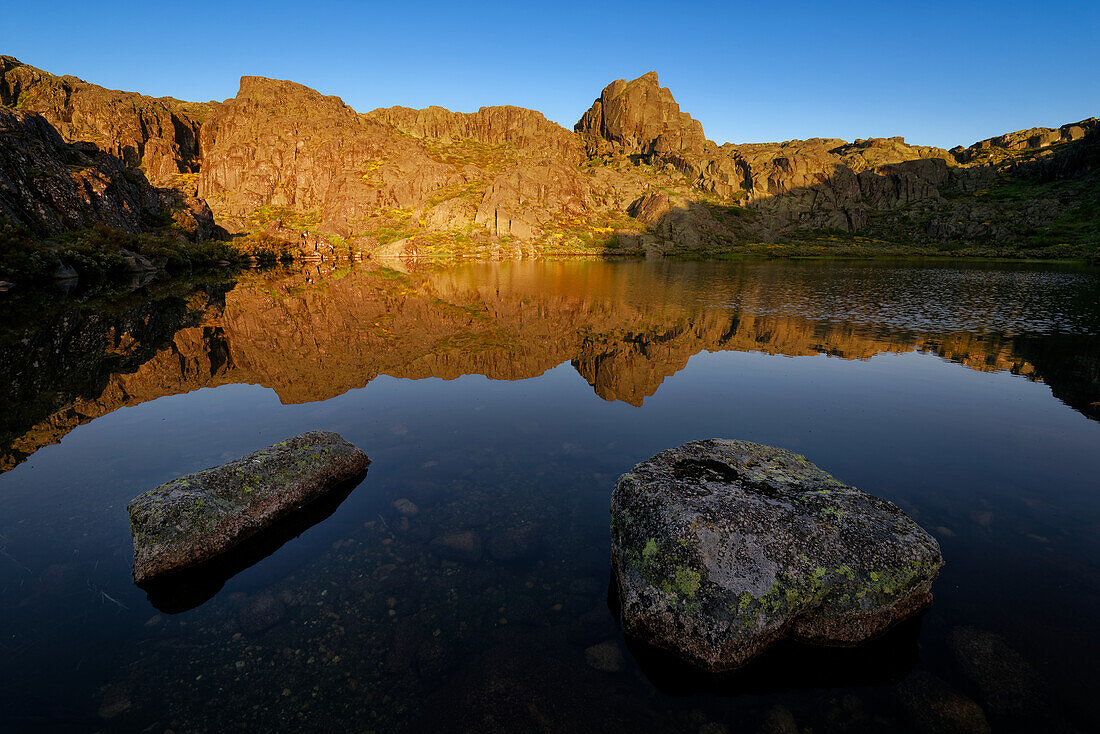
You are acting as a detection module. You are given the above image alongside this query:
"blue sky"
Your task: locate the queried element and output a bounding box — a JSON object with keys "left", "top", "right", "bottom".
{"left": 3, "top": 1, "right": 1097, "bottom": 149}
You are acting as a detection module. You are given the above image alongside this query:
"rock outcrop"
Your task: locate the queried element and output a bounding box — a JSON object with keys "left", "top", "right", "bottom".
{"left": 0, "top": 106, "right": 165, "bottom": 235}
{"left": 196, "top": 76, "right": 597, "bottom": 245}
{"left": 577, "top": 71, "right": 1098, "bottom": 249}
{"left": 576, "top": 71, "right": 710, "bottom": 159}
{"left": 0, "top": 56, "right": 211, "bottom": 187}
{"left": 0, "top": 58, "right": 223, "bottom": 264}
{"left": 610, "top": 439, "right": 943, "bottom": 671}
{"left": 128, "top": 430, "right": 370, "bottom": 584}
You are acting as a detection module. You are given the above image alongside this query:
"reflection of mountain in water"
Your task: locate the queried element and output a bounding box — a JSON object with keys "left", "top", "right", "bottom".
{"left": 2, "top": 260, "right": 1098, "bottom": 472}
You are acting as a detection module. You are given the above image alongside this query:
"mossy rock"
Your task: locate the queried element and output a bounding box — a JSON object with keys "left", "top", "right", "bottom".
{"left": 128, "top": 431, "right": 369, "bottom": 584}
{"left": 610, "top": 439, "right": 942, "bottom": 671}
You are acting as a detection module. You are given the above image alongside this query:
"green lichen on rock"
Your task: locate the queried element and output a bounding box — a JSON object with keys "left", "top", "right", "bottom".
{"left": 610, "top": 439, "right": 943, "bottom": 671}
{"left": 674, "top": 567, "right": 702, "bottom": 598}
{"left": 127, "top": 430, "right": 369, "bottom": 584}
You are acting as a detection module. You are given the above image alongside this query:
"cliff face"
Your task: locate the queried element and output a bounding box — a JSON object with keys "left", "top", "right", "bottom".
{"left": 0, "top": 106, "right": 164, "bottom": 235}
{"left": 575, "top": 71, "right": 710, "bottom": 160}
{"left": 0, "top": 58, "right": 1097, "bottom": 262}
{"left": 0, "top": 56, "right": 211, "bottom": 188}
{"left": 193, "top": 76, "right": 600, "bottom": 247}
{"left": 367, "top": 104, "right": 584, "bottom": 163}
{"left": 197, "top": 76, "right": 395, "bottom": 228}
{"left": 0, "top": 58, "right": 222, "bottom": 260}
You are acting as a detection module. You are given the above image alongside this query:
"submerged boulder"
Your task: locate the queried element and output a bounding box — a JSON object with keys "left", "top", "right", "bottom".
{"left": 128, "top": 431, "right": 369, "bottom": 584}
{"left": 610, "top": 439, "right": 942, "bottom": 671}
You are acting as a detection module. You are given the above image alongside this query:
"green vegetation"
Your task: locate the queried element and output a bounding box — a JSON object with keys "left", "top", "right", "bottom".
{"left": 423, "top": 138, "right": 519, "bottom": 171}
{"left": 0, "top": 218, "right": 243, "bottom": 282}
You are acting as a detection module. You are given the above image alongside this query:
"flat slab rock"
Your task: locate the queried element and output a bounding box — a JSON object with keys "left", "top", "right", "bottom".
{"left": 128, "top": 431, "right": 369, "bottom": 584}
{"left": 611, "top": 439, "right": 942, "bottom": 671}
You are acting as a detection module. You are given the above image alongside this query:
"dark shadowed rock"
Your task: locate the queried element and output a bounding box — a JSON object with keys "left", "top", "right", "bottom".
{"left": 128, "top": 430, "right": 369, "bottom": 584}
{"left": 431, "top": 529, "right": 482, "bottom": 563}
{"left": 584, "top": 640, "right": 626, "bottom": 672}
{"left": 487, "top": 521, "right": 539, "bottom": 561}
{"left": 0, "top": 55, "right": 210, "bottom": 187}
{"left": 416, "top": 637, "right": 457, "bottom": 682}
{"left": 237, "top": 592, "right": 287, "bottom": 634}
{"left": 610, "top": 439, "right": 942, "bottom": 671}
{"left": 897, "top": 669, "right": 991, "bottom": 734}
{"left": 760, "top": 706, "right": 799, "bottom": 734}
{"left": 392, "top": 497, "right": 420, "bottom": 516}
{"left": 948, "top": 626, "right": 1047, "bottom": 722}
{"left": 0, "top": 106, "right": 164, "bottom": 237}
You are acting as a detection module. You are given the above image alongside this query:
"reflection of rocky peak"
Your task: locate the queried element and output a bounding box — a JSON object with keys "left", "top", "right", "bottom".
{"left": 3, "top": 263, "right": 1095, "bottom": 473}
{"left": 575, "top": 71, "right": 710, "bottom": 159}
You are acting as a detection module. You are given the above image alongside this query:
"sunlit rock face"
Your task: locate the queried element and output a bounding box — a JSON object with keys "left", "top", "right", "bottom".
{"left": 5, "top": 56, "right": 1096, "bottom": 254}
{"left": 0, "top": 55, "right": 209, "bottom": 187}
{"left": 1, "top": 260, "right": 1096, "bottom": 472}
{"left": 196, "top": 75, "right": 595, "bottom": 241}
{"left": 575, "top": 71, "right": 710, "bottom": 160}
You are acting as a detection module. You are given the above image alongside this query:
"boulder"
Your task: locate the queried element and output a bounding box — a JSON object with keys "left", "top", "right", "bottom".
{"left": 610, "top": 439, "right": 942, "bottom": 671}
{"left": 120, "top": 248, "right": 157, "bottom": 272}
{"left": 128, "top": 430, "right": 369, "bottom": 584}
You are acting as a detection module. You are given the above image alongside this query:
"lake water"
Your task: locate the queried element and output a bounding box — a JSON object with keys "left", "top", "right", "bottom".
{"left": 1, "top": 259, "right": 1097, "bottom": 733}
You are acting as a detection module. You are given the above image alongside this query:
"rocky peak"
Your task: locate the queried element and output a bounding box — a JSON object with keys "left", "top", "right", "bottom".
{"left": 575, "top": 71, "right": 709, "bottom": 159}
{"left": 196, "top": 76, "right": 386, "bottom": 225}
{"left": 233, "top": 76, "right": 355, "bottom": 116}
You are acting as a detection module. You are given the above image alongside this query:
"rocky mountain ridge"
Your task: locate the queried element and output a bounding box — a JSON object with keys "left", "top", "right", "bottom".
{"left": 1, "top": 56, "right": 1097, "bottom": 270}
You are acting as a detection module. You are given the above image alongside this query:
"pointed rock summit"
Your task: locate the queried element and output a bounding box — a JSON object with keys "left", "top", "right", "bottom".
{"left": 575, "top": 71, "right": 710, "bottom": 158}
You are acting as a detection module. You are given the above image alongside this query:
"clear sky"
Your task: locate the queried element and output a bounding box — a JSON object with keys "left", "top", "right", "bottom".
{"left": 3, "top": 0, "right": 1098, "bottom": 149}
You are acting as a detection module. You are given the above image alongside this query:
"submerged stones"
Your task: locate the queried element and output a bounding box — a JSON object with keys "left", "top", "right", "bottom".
{"left": 128, "top": 431, "right": 370, "bottom": 584}
{"left": 610, "top": 439, "right": 942, "bottom": 671}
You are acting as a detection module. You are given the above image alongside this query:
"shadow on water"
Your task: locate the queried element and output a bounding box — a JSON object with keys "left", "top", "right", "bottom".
{"left": 607, "top": 573, "right": 923, "bottom": 697}
{"left": 139, "top": 470, "right": 367, "bottom": 613}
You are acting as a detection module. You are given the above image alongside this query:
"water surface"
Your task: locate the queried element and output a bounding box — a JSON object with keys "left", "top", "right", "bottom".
{"left": 1, "top": 259, "right": 1098, "bottom": 732}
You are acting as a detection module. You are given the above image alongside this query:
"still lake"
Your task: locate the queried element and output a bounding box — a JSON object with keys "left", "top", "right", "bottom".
{"left": 1, "top": 258, "right": 1098, "bottom": 732}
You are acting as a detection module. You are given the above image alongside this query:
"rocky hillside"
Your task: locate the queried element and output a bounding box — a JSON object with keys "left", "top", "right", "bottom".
{"left": 0, "top": 56, "right": 210, "bottom": 187}
{"left": 1, "top": 56, "right": 1097, "bottom": 267}
{"left": 0, "top": 105, "right": 217, "bottom": 238}
{"left": 0, "top": 57, "right": 229, "bottom": 281}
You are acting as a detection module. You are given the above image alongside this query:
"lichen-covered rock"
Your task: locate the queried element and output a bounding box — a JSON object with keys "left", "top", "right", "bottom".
{"left": 610, "top": 439, "right": 942, "bottom": 671}
{"left": 128, "top": 431, "right": 369, "bottom": 584}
